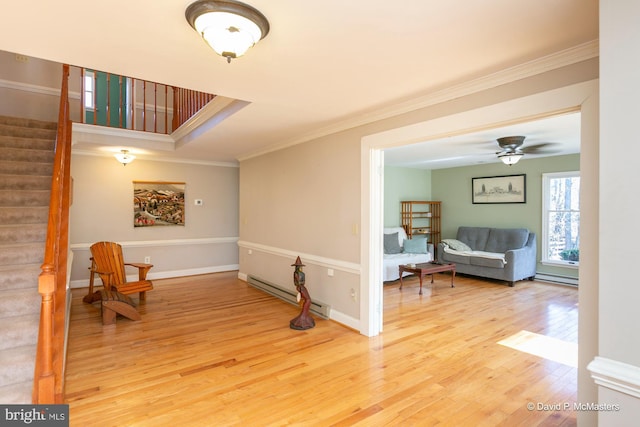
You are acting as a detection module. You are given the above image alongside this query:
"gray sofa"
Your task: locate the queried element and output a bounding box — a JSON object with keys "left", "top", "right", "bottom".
{"left": 437, "top": 226, "right": 536, "bottom": 286}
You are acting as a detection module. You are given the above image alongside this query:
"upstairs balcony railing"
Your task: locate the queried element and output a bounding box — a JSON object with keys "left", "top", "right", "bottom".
{"left": 69, "top": 65, "right": 216, "bottom": 134}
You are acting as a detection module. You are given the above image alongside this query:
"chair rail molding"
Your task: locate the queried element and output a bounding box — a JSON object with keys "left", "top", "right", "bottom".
{"left": 70, "top": 236, "right": 238, "bottom": 250}
{"left": 588, "top": 356, "right": 640, "bottom": 399}
{"left": 237, "top": 240, "right": 361, "bottom": 275}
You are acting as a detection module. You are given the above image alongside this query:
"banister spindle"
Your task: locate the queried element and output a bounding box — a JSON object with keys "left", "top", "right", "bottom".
{"left": 153, "top": 83, "right": 157, "bottom": 134}
{"left": 143, "top": 80, "right": 146, "bottom": 132}
{"left": 106, "top": 73, "right": 111, "bottom": 127}
{"left": 118, "top": 75, "right": 123, "bottom": 128}
{"left": 164, "top": 85, "right": 168, "bottom": 134}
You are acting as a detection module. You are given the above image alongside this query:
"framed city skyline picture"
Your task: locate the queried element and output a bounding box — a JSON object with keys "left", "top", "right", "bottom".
{"left": 472, "top": 174, "right": 526, "bottom": 204}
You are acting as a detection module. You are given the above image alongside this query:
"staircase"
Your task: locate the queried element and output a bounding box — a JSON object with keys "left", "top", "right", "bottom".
{"left": 0, "top": 115, "right": 56, "bottom": 403}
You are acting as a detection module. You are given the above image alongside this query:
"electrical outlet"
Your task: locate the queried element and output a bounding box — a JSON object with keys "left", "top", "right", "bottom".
{"left": 144, "top": 256, "right": 151, "bottom": 264}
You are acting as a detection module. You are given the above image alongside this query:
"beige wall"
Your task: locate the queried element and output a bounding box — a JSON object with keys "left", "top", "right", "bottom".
{"left": 0, "top": 50, "right": 62, "bottom": 122}
{"left": 239, "top": 59, "right": 598, "bottom": 331}
{"left": 69, "top": 154, "right": 239, "bottom": 285}
{"left": 239, "top": 131, "right": 363, "bottom": 323}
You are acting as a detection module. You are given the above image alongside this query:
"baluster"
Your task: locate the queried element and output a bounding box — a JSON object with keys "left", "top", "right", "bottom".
{"left": 106, "top": 73, "right": 110, "bottom": 127}
{"left": 164, "top": 84, "right": 168, "bottom": 134}
{"left": 118, "top": 75, "right": 123, "bottom": 128}
{"left": 131, "top": 78, "right": 136, "bottom": 131}
{"left": 80, "top": 68, "right": 85, "bottom": 124}
{"left": 143, "top": 80, "right": 146, "bottom": 132}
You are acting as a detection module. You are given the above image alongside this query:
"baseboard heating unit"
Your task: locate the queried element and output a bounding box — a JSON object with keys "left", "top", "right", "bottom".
{"left": 535, "top": 273, "right": 578, "bottom": 286}
{"left": 247, "top": 275, "right": 330, "bottom": 319}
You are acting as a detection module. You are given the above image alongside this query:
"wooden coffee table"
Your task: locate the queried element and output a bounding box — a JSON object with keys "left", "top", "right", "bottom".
{"left": 398, "top": 262, "right": 456, "bottom": 295}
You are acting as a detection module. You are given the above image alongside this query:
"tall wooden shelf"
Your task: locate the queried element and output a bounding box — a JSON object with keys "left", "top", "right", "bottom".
{"left": 401, "top": 201, "right": 441, "bottom": 249}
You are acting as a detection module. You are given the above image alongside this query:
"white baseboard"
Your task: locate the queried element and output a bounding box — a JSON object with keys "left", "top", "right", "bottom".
{"left": 237, "top": 271, "right": 359, "bottom": 331}
{"left": 329, "top": 310, "right": 360, "bottom": 331}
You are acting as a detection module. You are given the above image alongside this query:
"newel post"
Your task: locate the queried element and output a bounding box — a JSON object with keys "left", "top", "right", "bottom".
{"left": 35, "top": 263, "right": 56, "bottom": 403}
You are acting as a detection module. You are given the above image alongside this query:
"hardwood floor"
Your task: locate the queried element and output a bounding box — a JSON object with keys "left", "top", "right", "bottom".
{"left": 64, "top": 271, "right": 578, "bottom": 426}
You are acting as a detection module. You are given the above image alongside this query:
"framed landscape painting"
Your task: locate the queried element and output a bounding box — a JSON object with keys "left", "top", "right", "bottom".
{"left": 472, "top": 174, "right": 526, "bottom": 204}
{"left": 133, "top": 181, "right": 185, "bottom": 227}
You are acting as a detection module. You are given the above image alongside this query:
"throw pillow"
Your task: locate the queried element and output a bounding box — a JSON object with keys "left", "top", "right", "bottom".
{"left": 384, "top": 232, "right": 403, "bottom": 254}
{"left": 403, "top": 237, "right": 428, "bottom": 254}
{"left": 442, "top": 238, "right": 472, "bottom": 252}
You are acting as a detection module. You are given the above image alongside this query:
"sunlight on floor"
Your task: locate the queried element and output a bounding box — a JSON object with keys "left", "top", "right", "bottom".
{"left": 498, "top": 330, "right": 577, "bottom": 368}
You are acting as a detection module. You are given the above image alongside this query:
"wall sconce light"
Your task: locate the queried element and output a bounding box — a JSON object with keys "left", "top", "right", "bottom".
{"left": 115, "top": 150, "right": 135, "bottom": 166}
{"left": 185, "top": 0, "right": 270, "bottom": 63}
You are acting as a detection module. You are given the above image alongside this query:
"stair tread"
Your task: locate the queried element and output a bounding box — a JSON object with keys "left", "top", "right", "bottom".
{"left": 0, "top": 115, "right": 57, "bottom": 129}
{"left": 0, "top": 263, "right": 42, "bottom": 271}
{"left": 0, "top": 263, "right": 41, "bottom": 291}
{"left": 0, "top": 159, "right": 54, "bottom": 166}
{"left": 0, "top": 312, "right": 39, "bottom": 324}
{"left": 0, "top": 172, "right": 51, "bottom": 178}
{"left": 0, "top": 288, "right": 41, "bottom": 318}
{"left": 0, "top": 123, "right": 57, "bottom": 138}
{"left": 0, "top": 343, "right": 37, "bottom": 356}
{"left": 0, "top": 314, "right": 39, "bottom": 351}
{"left": 0, "top": 381, "right": 33, "bottom": 404}
{"left": 0, "top": 242, "right": 46, "bottom": 249}
{"left": 0, "top": 345, "right": 36, "bottom": 389}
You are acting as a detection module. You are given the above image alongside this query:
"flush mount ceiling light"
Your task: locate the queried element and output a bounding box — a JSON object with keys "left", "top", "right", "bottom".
{"left": 114, "top": 149, "right": 135, "bottom": 166}
{"left": 185, "top": 0, "right": 270, "bottom": 63}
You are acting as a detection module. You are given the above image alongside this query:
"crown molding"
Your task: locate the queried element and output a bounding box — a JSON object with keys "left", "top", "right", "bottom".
{"left": 238, "top": 40, "right": 599, "bottom": 162}
{"left": 71, "top": 148, "right": 238, "bottom": 168}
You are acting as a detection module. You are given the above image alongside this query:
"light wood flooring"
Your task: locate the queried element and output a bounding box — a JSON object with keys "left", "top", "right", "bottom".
{"left": 64, "top": 271, "right": 578, "bottom": 426}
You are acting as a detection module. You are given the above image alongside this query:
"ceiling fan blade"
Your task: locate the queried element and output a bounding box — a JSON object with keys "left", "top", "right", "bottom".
{"left": 521, "top": 142, "right": 558, "bottom": 153}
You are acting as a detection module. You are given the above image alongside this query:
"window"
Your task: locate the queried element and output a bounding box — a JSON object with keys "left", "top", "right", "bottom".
{"left": 84, "top": 71, "right": 95, "bottom": 110}
{"left": 542, "top": 171, "right": 580, "bottom": 267}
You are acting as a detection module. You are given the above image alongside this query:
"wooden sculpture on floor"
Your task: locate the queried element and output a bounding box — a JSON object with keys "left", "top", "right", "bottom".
{"left": 83, "top": 241, "right": 154, "bottom": 303}
{"left": 289, "top": 256, "right": 315, "bottom": 330}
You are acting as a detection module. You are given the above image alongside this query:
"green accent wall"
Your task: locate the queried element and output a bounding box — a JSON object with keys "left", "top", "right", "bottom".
{"left": 85, "top": 71, "right": 128, "bottom": 128}
{"left": 432, "top": 154, "right": 580, "bottom": 278}
{"left": 383, "top": 166, "right": 431, "bottom": 227}
{"left": 385, "top": 154, "right": 580, "bottom": 278}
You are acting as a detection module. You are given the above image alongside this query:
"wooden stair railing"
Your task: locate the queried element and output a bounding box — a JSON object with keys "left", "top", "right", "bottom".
{"left": 32, "top": 65, "right": 214, "bottom": 403}
{"left": 33, "top": 64, "right": 72, "bottom": 404}
{"left": 72, "top": 65, "right": 215, "bottom": 134}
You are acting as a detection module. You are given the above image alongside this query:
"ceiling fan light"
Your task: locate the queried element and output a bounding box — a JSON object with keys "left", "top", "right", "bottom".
{"left": 498, "top": 152, "right": 524, "bottom": 166}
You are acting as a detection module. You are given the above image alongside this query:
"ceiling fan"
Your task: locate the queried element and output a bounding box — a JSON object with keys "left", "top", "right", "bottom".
{"left": 493, "top": 135, "right": 559, "bottom": 165}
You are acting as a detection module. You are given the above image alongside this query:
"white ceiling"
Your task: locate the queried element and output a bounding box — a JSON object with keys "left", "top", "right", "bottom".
{"left": 0, "top": 1, "right": 597, "bottom": 166}
{"left": 384, "top": 111, "right": 582, "bottom": 169}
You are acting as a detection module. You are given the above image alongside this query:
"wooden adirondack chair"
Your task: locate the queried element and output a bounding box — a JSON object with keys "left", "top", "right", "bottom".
{"left": 83, "top": 241, "right": 154, "bottom": 303}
